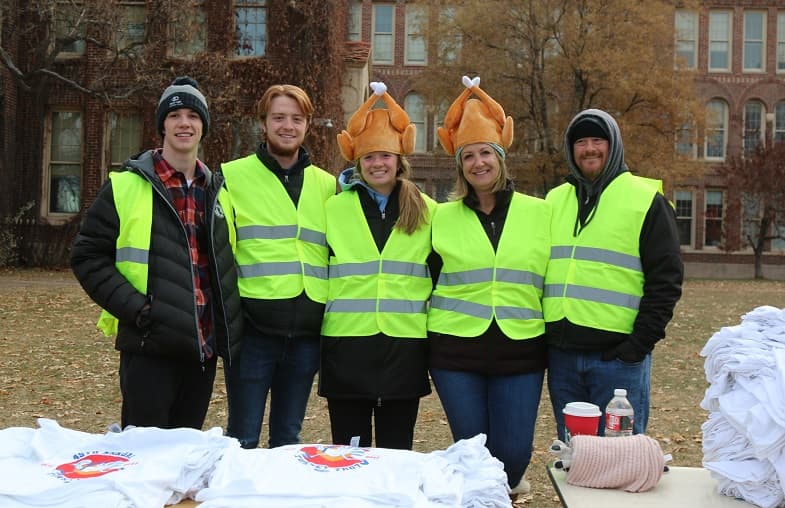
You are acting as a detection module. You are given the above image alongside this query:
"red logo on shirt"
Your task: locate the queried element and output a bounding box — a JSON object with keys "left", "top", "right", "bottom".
{"left": 296, "top": 445, "right": 374, "bottom": 472}
{"left": 53, "top": 453, "right": 132, "bottom": 479}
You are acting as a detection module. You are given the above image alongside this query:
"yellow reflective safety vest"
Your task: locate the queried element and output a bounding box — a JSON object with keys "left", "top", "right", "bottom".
{"left": 221, "top": 155, "right": 335, "bottom": 303}
{"left": 543, "top": 172, "right": 661, "bottom": 334}
{"left": 96, "top": 171, "right": 235, "bottom": 336}
{"left": 427, "top": 193, "right": 551, "bottom": 339}
{"left": 321, "top": 190, "right": 436, "bottom": 338}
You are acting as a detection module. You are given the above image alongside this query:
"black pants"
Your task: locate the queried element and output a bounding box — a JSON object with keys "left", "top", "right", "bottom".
{"left": 119, "top": 351, "right": 217, "bottom": 429}
{"left": 327, "top": 397, "right": 420, "bottom": 450}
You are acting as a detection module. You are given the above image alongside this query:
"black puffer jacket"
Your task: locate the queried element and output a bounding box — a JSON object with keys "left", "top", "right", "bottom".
{"left": 71, "top": 150, "right": 242, "bottom": 363}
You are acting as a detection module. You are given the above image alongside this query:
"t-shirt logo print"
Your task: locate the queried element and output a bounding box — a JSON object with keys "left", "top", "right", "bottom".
{"left": 51, "top": 453, "right": 134, "bottom": 481}
{"left": 295, "top": 445, "right": 373, "bottom": 472}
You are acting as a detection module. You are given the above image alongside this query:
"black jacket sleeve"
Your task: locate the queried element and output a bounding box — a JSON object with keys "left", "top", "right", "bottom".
{"left": 70, "top": 180, "right": 148, "bottom": 325}
{"left": 630, "top": 193, "right": 684, "bottom": 352}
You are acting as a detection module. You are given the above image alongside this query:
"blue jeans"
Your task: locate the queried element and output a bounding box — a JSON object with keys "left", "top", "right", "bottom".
{"left": 547, "top": 347, "right": 651, "bottom": 440}
{"left": 430, "top": 368, "right": 544, "bottom": 488}
{"left": 224, "top": 330, "right": 319, "bottom": 448}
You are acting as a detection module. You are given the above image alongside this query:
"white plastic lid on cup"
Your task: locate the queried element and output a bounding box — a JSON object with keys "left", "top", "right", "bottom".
{"left": 562, "top": 401, "right": 601, "bottom": 417}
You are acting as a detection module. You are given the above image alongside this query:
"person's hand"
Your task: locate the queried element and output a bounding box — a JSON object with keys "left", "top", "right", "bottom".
{"left": 135, "top": 297, "right": 152, "bottom": 329}
{"left": 601, "top": 339, "right": 647, "bottom": 363}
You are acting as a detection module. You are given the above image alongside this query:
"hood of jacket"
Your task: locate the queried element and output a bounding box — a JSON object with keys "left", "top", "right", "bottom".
{"left": 563, "top": 109, "right": 628, "bottom": 233}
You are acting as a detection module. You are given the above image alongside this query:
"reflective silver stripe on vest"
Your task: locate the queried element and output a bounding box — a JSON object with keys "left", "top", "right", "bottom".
{"left": 299, "top": 227, "right": 327, "bottom": 247}
{"left": 438, "top": 268, "right": 541, "bottom": 288}
{"left": 303, "top": 263, "right": 328, "bottom": 280}
{"left": 330, "top": 261, "right": 379, "bottom": 278}
{"left": 237, "top": 224, "right": 298, "bottom": 241}
{"left": 544, "top": 283, "right": 640, "bottom": 310}
{"left": 116, "top": 247, "right": 149, "bottom": 264}
{"left": 438, "top": 268, "right": 493, "bottom": 286}
{"left": 550, "top": 245, "right": 642, "bottom": 272}
{"left": 330, "top": 261, "right": 428, "bottom": 278}
{"left": 382, "top": 260, "right": 428, "bottom": 278}
{"left": 326, "top": 298, "right": 426, "bottom": 314}
{"left": 238, "top": 261, "right": 302, "bottom": 278}
{"left": 495, "top": 306, "right": 543, "bottom": 320}
{"left": 495, "top": 268, "right": 544, "bottom": 290}
{"left": 430, "top": 295, "right": 493, "bottom": 320}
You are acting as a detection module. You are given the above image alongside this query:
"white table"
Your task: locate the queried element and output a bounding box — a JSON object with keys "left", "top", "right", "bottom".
{"left": 547, "top": 464, "right": 757, "bottom": 507}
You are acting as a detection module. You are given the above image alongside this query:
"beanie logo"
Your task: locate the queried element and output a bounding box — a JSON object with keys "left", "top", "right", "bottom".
{"left": 168, "top": 95, "right": 184, "bottom": 108}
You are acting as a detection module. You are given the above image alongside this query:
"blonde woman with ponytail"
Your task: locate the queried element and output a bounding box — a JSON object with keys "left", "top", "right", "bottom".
{"left": 318, "top": 82, "right": 436, "bottom": 450}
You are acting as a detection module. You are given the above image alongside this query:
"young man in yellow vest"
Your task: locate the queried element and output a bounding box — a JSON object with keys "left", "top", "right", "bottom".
{"left": 544, "top": 108, "right": 683, "bottom": 440}
{"left": 71, "top": 76, "right": 242, "bottom": 430}
{"left": 220, "top": 85, "right": 336, "bottom": 449}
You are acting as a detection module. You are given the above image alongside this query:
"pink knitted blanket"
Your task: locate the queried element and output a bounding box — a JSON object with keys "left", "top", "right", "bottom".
{"left": 566, "top": 434, "right": 665, "bottom": 492}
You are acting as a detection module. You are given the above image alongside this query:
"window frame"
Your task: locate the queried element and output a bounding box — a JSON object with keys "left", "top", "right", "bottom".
{"left": 404, "top": 93, "right": 426, "bottom": 153}
{"left": 778, "top": 12, "right": 785, "bottom": 73}
{"left": 235, "top": 0, "right": 267, "bottom": 58}
{"left": 42, "top": 109, "right": 83, "bottom": 219}
{"left": 116, "top": 0, "right": 146, "bottom": 54}
{"left": 674, "top": 9, "right": 698, "bottom": 70}
{"left": 169, "top": 0, "right": 206, "bottom": 58}
{"left": 743, "top": 10, "right": 766, "bottom": 73}
{"left": 347, "top": 0, "right": 362, "bottom": 42}
{"left": 404, "top": 4, "right": 427, "bottom": 66}
{"left": 708, "top": 10, "right": 732, "bottom": 72}
{"left": 372, "top": 3, "right": 395, "bottom": 65}
{"left": 54, "top": 0, "right": 87, "bottom": 58}
{"left": 704, "top": 189, "right": 724, "bottom": 249}
{"left": 743, "top": 100, "right": 765, "bottom": 155}
{"left": 704, "top": 99, "right": 728, "bottom": 161}
{"left": 104, "top": 111, "right": 143, "bottom": 181}
{"left": 674, "top": 189, "right": 695, "bottom": 248}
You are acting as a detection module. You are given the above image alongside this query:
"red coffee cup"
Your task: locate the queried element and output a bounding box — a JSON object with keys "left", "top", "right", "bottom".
{"left": 563, "top": 402, "right": 601, "bottom": 443}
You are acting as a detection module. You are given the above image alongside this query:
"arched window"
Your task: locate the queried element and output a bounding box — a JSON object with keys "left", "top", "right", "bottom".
{"left": 704, "top": 99, "right": 728, "bottom": 160}
{"left": 743, "top": 100, "right": 765, "bottom": 154}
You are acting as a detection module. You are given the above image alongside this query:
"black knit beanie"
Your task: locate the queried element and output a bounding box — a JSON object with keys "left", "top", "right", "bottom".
{"left": 568, "top": 116, "right": 609, "bottom": 146}
{"left": 156, "top": 76, "right": 210, "bottom": 138}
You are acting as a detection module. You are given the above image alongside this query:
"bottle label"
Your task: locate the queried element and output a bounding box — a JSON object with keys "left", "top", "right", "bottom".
{"left": 606, "top": 413, "right": 634, "bottom": 433}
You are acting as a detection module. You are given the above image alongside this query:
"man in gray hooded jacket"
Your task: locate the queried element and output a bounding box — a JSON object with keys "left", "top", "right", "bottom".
{"left": 543, "top": 109, "right": 683, "bottom": 440}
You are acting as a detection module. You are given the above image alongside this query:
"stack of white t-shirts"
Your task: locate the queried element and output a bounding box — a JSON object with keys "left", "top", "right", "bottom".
{"left": 0, "top": 418, "right": 238, "bottom": 507}
{"left": 701, "top": 305, "right": 785, "bottom": 508}
{"left": 196, "top": 433, "right": 510, "bottom": 508}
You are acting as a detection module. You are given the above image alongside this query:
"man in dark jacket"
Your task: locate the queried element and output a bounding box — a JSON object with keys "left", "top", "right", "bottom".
{"left": 544, "top": 108, "right": 683, "bottom": 440}
{"left": 71, "top": 76, "right": 242, "bottom": 430}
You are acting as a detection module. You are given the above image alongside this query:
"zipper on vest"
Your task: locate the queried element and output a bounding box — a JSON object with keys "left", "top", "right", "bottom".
{"left": 381, "top": 208, "right": 386, "bottom": 220}
{"left": 284, "top": 173, "right": 289, "bottom": 183}
{"left": 377, "top": 397, "right": 382, "bottom": 407}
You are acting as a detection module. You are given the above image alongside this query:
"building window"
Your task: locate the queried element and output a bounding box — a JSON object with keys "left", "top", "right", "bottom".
{"left": 45, "top": 111, "right": 82, "bottom": 214}
{"left": 372, "top": 4, "right": 394, "bottom": 64}
{"left": 743, "top": 101, "right": 764, "bottom": 154}
{"left": 347, "top": 1, "right": 362, "bottom": 41}
{"left": 674, "top": 190, "right": 694, "bottom": 247}
{"left": 235, "top": 0, "right": 266, "bottom": 57}
{"left": 775, "top": 101, "right": 785, "bottom": 143}
{"left": 675, "top": 122, "right": 695, "bottom": 158}
{"left": 438, "top": 6, "right": 461, "bottom": 64}
{"left": 705, "top": 100, "right": 727, "bottom": 160}
{"left": 106, "top": 112, "right": 142, "bottom": 180}
{"left": 778, "top": 13, "right": 785, "bottom": 72}
{"left": 709, "top": 11, "right": 731, "bottom": 72}
{"left": 704, "top": 190, "right": 724, "bottom": 248}
{"left": 432, "top": 100, "right": 448, "bottom": 152}
{"left": 117, "top": 1, "right": 146, "bottom": 53}
{"left": 675, "top": 10, "right": 697, "bottom": 69}
{"left": 405, "top": 4, "right": 426, "bottom": 65}
{"left": 54, "top": 1, "right": 86, "bottom": 57}
{"left": 404, "top": 93, "right": 426, "bottom": 153}
{"left": 743, "top": 11, "right": 766, "bottom": 72}
{"left": 170, "top": 1, "right": 206, "bottom": 57}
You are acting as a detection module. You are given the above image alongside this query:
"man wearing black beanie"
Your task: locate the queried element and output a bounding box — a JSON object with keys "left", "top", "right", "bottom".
{"left": 543, "top": 108, "right": 683, "bottom": 442}
{"left": 71, "top": 76, "right": 242, "bottom": 430}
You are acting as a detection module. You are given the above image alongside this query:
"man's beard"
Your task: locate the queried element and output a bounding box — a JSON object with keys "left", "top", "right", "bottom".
{"left": 266, "top": 137, "right": 300, "bottom": 160}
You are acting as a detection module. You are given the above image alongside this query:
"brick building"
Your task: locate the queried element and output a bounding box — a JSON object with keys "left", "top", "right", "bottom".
{"left": 2, "top": 1, "right": 784, "bottom": 277}
{"left": 0, "top": 0, "right": 345, "bottom": 265}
